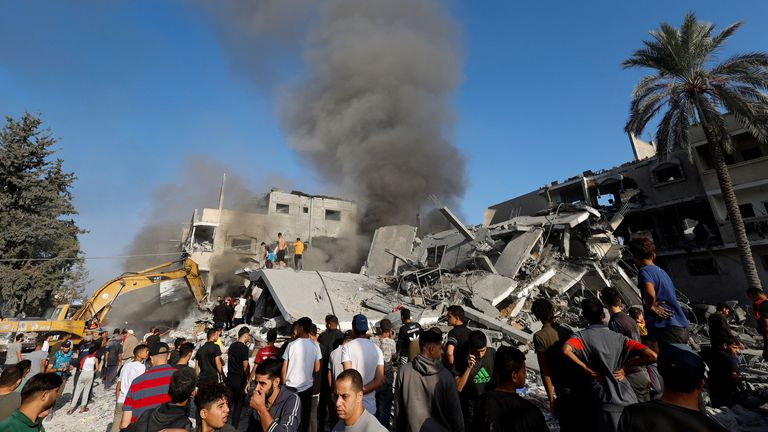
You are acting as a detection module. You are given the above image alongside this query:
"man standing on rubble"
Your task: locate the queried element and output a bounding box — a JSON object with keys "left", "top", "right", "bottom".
{"left": 562, "top": 298, "right": 658, "bottom": 432}
{"left": 445, "top": 305, "right": 471, "bottom": 372}
{"left": 602, "top": 288, "right": 650, "bottom": 402}
{"left": 293, "top": 238, "right": 305, "bottom": 271}
{"left": 628, "top": 238, "right": 689, "bottom": 345}
{"left": 396, "top": 308, "right": 422, "bottom": 366}
{"left": 276, "top": 232, "right": 288, "bottom": 269}
{"left": 708, "top": 303, "right": 735, "bottom": 349}
{"left": 342, "top": 314, "right": 385, "bottom": 416}
{"left": 746, "top": 288, "right": 768, "bottom": 360}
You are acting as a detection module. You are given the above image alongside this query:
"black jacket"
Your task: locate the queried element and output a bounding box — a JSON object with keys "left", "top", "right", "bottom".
{"left": 126, "top": 402, "right": 192, "bottom": 432}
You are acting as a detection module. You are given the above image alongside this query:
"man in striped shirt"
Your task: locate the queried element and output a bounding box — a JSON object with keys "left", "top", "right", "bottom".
{"left": 119, "top": 342, "right": 176, "bottom": 429}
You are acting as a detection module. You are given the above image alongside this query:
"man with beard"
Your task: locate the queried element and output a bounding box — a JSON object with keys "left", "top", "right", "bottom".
{"left": 0, "top": 372, "right": 62, "bottom": 431}
{"left": 248, "top": 358, "right": 301, "bottom": 432}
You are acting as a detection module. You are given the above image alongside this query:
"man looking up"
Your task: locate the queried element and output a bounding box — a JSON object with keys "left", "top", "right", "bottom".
{"left": 617, "top": 345, "right": 727, "bottom": 432}
{"left": 249, "top": 358, "right": 301, "bottom": 432}
{"left": 562, "top": 298, "right": 657, "bottom": 432}
{"left": 0, "top": 372, "right": 62, "bottom": 431}
{"left": 282, "top": 317, "right": 321, "bottom": 432}
{"left": 445, "top": 305, "right": 470, "bottom": 372}
{"left": 746, "top": 288, "right": 768, "bottom": 360}
{"left": 332, "top": 369, "right": 386, "bottom": 432}
{"left": 628, "top": 238, "right": 689, "bottom": 345}
{"left": 341, "top": 314, "right": 384, "bottom": 416}
{"left": 395, "top": 329, "right": 464, "bottom": 432}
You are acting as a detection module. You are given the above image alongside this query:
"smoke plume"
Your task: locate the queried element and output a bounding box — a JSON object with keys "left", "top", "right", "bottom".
{"left": 209, "top": 0, "right": 466, "bottom": 232}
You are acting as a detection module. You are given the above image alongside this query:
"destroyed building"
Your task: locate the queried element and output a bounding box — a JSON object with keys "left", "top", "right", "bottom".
{"left": 487, "top": 115, "right": 768, "bottom": 304}
{"left": 184, "top": 189, "right": 357, "bottom": 289}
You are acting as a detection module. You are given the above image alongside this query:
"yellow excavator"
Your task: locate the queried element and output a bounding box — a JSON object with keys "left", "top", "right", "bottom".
{"left": 0, "top": 257, "right": 208, "bottom": 345}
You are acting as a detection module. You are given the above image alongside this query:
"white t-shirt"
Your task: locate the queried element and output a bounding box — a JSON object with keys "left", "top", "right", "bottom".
{"left": 329, "top": 346, "right": 345, "bottom": 384}
{"left": 42, "top": 340, "right": 50, "bottom": 352}
{"left": 282, "top": 338, "right": 322, "bottom": 392}
{"left": 81, "top": 356, "right": 97, "bottom": 372}
{"left": 234, "top": 303, "right": 244, "bottom": 319}
{"left": 117, "top": 361, "right": 146, "bottom": 403}
{"left": 341, "top": 338, "right": 384, "bottom": 414}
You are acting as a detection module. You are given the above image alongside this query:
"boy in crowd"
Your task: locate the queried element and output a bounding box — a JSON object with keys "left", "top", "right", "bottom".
{"left": 371, "top": 319, "right": 396, "bottom": 427}
{"left": 473, "top": 346, "right": 549, "bottom": 431}
{"left": 396, "top": 308, "right": 422, "bottom": 366}
{"left": 196, "top": 382, "right": 236, "bottom": 432}
{"left": 455, "top": 330, "right": 495, "bottom": 430}
{"left": 444, "top": 306, "right": 470, "bottom": 372}
{"left": 627, "top": 307, "right": 648, "bottom": 340}
{"left": 701, "top": 335, "right": 744, "bottom": 408}
{"left": 0, "top": 365, "right": 24, "bottom": 422}
{"left": 0, "top": 372, "right": 62, "bottom": 431}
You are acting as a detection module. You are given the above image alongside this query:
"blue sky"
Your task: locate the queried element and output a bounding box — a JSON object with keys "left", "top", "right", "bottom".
{"left": 1, "top": 1, "right": 767, "bottom": 291}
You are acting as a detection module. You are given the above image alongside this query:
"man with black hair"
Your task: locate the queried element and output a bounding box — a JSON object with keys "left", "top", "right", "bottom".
{"left": 227, "top": 326, "right": 252, "bottom": 428}
{"left": 103, "top": 329, "right": 123, "bottom": 388}
{"left": 602, "top": 288, "right": 649, "bottom": 402}
{"left": 145, "top": 328, "right": 161, "bottom": 348}
{"left": 707, "top": 303, "right": 734, "bottom": 349}
{"left": 196, "top": 328, "right": 224, "bottom": 385}
{"left": 342, "top": 315, "right": 384, "bottom": 416}
{"left": 530, "top": 297, "right": 582, "bottom": 430}
{"left": 473, "top": 346, "right": 549, "bottom": 432}
{"left": 701, "top": 335, "right": 744, "bottom": 408}
{"left": 618, "top": 344, "right": 727, "bottom": 432}
{"left": 169, "top": 337, "right": 186, "bottom": 366}
{"left": 23, "top": 340, "right": 48, "bottom": 381}
{"left": 254, "top": 329, "right": 280, "bottom": 367}
{"left": 746, "top": 288, "right": 768, "bottom": 360}
{"left": 293, "top": 238, "right": 305, "bottom": 271}
{"left": 0, "top": 365, "right": 24, "bottom": 422}
{"left": 327, "top": 331, "right": 353, "bottom": 428}
{"left": 308, "top": 324, "right": 323, "bottom": 432}
{"left": 173, "top": 342, "right": 196, "bottom": 375}
{"left": 395, "top": 329, "right": 464, "bottom": 432}
{"left": 278, "top": 322, "right": 300, "bottom": 361}
{"left": 628, "top": 237, "right": 689, "bottom": 345}
{"left": 196, "top": 382, "right": 236, "bottom": 432}
{"left": 126, "top": 368, "right": 196, "bottom": 431}
{"left": 445, "top": 305, "right": 470, "bottom": 372}
{"left": 6, "top": 334, "right": 24, "bottom": 368}
{"left": 371, "top": 319, "right": 396, "bottom": 428}
{"left": 276, "top": 232, "right": 288, "bottom": 269}
{"left": 283, "top": 317, "right": 321, "bottom": 432}
{"left": 455, "top": 330, "right": 495, "bottom": 430}
{"left": 0, "top": 372, "right": 62, "bottom": 431}
{"left": 396, "top": 308, "right": 422, "bottom": 366}
{"left": 563, "top": 298, "right": 657, "bottom": 432}
{"left": 213, "top": 299, "right": 231, "bottom": 330}
{"left": 317, "top": 315, "right": 343, "bottom": 431}
{"left": 332, "top": 369, "right": 386, "bottom": 432}
{"left": 113, "top": 344, "right": 148, "bottom": 432}
{"left": 248, "top": 358, "right": 301, "bottom": 432}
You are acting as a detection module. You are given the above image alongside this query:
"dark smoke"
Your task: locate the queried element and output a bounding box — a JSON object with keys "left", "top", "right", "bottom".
{"left": 207, "top": 0, "right": 466, "bottom": 232}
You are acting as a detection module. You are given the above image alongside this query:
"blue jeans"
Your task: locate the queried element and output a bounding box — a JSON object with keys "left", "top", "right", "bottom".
{"left": 375, "top": 381, "right": 393, "bottom": 427}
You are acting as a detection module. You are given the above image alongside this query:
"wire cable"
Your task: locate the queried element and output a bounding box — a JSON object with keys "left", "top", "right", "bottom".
{"left": 0, "top": 252, "right": 182, "bottom": 262}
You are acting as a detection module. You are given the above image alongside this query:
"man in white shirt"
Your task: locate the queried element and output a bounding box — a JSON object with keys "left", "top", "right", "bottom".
{"left": 342, "top": 314, "right": 385, "bottom": 415}
{"left": 112, "top": 344, "right": 148, "bottom": 432}
{"left": 282, "top": 317, "right": 322, "bottom": 432}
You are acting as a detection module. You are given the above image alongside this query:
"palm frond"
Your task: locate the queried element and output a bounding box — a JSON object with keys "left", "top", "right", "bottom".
{"left": 709, "top": 21, "right": 742, "bottom": 53}
{"left": 710, "top": 84, "right": 768, "bottom": 143}
{"left": 696, "top": 96, "right": 735, "bottom": 153}
{"left": 712, "top": 53, "right": 768, "bottom": 90}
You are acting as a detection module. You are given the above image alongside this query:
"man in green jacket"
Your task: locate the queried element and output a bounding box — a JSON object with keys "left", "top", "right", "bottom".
{"left": 0, "top": 372, "right": 62, "bottom": 431}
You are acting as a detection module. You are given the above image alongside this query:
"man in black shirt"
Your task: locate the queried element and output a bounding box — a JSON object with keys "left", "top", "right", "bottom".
{"left": 172, "top": 342, "right": 196, "bottom": 376}
{"left": 396, "top": 308, "right": 422, "bottom": 366}
{"left": 618, "top": 344, "right": 727, "bottom": 432}
{"left": 169, "top": 337, "right": 186, "bottom": 366}
{"left": 707, "top": 303, "right": 734, "bottom": 348}
{"left": 701, "top": 335, "right": 743, "bottom": 408}
{"left": 196, "top": 328, "right": 224, "bottom": 385}
{"left": 473, "top": 345, "right": 549, "bottom": 432}
{"left": 316, "top": 315, "right": 342, "bottom": 432}
{"left": 213, "top": 299, "right": 230, "bottom": 330}
{"left": 226, "top": 326, "right": 252, "bottom": 427}
{"left": 455, "top": 330, "right": 495, "bottom": 431}
{"left": 445, "top": 305, "right": 471, "bottom": 372}
{"left": 145, "top": 328, "right": 161, "bottom": 348}
{"left": 602, "top": 287, "right": 649, "bottom": 402}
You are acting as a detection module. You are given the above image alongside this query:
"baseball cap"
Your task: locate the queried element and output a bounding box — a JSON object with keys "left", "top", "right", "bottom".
{"left": 61, "top": 341, "right": 72, "bottom": 349}
{"left": 352, "top": 314, "right": 369, "bottom": 332}
{"left": 127, "top": 329, "right": 134, "bottom": 335}
{"left": 658, "top": 344, "right": 706, "bottom": 391}
{"left": 148, "top": 342, "right": 170, "bottom": 356}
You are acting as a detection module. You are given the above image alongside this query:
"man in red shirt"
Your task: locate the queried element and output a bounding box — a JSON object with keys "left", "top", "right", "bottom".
{"left": 119, "top": 342, "right": 177, "bottom": 428}
{"left": 248, "top": 329, "right": 279, "bottom": 393}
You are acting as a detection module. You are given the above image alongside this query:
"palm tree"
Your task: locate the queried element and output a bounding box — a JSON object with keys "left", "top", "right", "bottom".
{"left": 623, "top": 13, "right": 768, "bottom": 291}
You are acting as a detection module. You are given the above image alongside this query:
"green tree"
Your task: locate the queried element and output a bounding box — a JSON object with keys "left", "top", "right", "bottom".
{"left": 0, "top": 113, "right": 85, "bottom": 315}
{"left": 624, "top": 13, "right": 768, "bottom": 291}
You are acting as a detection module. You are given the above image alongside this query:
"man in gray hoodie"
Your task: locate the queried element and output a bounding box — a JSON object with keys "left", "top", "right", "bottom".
{"left": 395, "top": 329, "right": 464, "bottom": 432}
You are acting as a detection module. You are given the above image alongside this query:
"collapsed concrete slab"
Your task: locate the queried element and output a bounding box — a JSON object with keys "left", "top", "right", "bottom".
{"left": 495, "top": 228, "right": 544, "bottom": 278}
{"left": 365, "top": 225, "right": 418, "bottom": 276}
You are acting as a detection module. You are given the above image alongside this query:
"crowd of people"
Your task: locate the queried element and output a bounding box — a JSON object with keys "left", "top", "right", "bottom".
{"left": 260, "top": 233, "right": 305, "bottom": 270}
{"left": 1, "top": 237, "right": 767, "bottom": 431}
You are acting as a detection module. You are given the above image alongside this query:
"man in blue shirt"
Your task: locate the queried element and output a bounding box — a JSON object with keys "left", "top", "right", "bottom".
{"left": 628, "top": 238, "right": 689, "bottom": 345}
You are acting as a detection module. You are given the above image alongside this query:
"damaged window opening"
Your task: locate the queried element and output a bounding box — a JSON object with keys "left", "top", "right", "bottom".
{"left": 303, "top": 206, "right": 309, "bottom": 214}
{"left": 740, "top": 203, "right": 756, "bottom": 218}
{"left": 325, "top": 209, "right": 341, "bottom": 221}
{"left": 426, "top": 245, "right": 446, "bottom": 267}
{"left": 230, "top": 238, "right": 253, "bottom": 252}
{"left": 741, "top": 147, "right": 763, "bottom": 161}
{"left": 192, "top": 225, "right": 215, "bottom": 252}
{"left": 275, "top": 203, "right": 290, "bottom": 214}
{"left": 652, "top": 163, "right": 683, "bottom": 184}
{"left": 761, "top": 255, "right": 768, "bottom": 271}
{"left": 686, "top": 258, "right": 718, "bottom": 276}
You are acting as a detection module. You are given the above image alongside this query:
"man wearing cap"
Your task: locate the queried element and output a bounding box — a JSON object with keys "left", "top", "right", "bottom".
{"left": 617, "top": 345, "right": 727, "bottom": 432}
{"left": 122, "top": 329, "right": 139, "bottom": 362}
{"left": 371, "top": 319, "right": 396, "bottom": 427}
{"left": 46, "top": 340, "right": 73, "bottom": 419}
{"left": 120, "top": 342, "right": 177, "bottom": 429}
{"left": 342, "top": 314, "right": 385, "bottom": 416}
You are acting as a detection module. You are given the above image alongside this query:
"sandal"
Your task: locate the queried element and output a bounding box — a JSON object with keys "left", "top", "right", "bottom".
{"left": 79, "top": 407, "right": 89, "bottom": 413}
{"left": 67, "top": 408, "right": 75, "bottom": 415}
